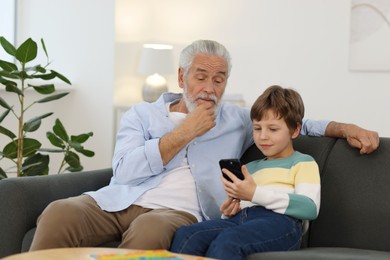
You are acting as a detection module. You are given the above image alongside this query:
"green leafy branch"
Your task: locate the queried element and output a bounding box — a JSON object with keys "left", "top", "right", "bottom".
{"left": 0, "top": 37, "right": 94, "bottom": 179}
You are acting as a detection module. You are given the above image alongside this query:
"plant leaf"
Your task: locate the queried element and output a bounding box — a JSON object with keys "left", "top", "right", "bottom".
{"left": 36, "top": 92, "right": 69, "bottom": 103}
{"left": 3, "top": 140, "right": 18, "bottom": 158}
{"left": 0, "top": 77, "right": 18, "bottom": 87}
{"left": 23, "top": 120, "right": 41, "bottom": 133}
{"left": 20, "top": 162, "right": 41, "bottom": 171}
{"left": 29, "top": 84, "right": 55, "bottom": 94}
{"left": 0, "top": 36, "right": 16, "bottom": 56}
{"left": 15, "top": 38, "right": 38, "bottom": 63}
{"left": 76, "top": 148, "right": 95, "bottom": 157}
{"left": 0, "top": 167, "right": 7, "bottom": 179}
{"left": 52, "top": 119, "right": 69, "bottom": 142}
{"left": 39, "top": 148, "right": 64, "bottom": 153}
{"left": 25, "top": 65, "right": 46, "bottom": 73}
{"left": 0, "top": 59, "right": 18, "bottom": 72}
{"left": 41, "top": 39, "right": 48, "bottom": 58}
{"left": 3, "top": 138, "right": 42, "bottom": 159}
{"left": 31, "top": 72, "right": 56, "bottom": 80}
{"left": 65, "top": 165, "right": 83, "bottom": 172}
{"left": 0, "top": 70, "right": 19, "bottom": 79}
{"left": 28, "top": 112, "right": 53, "bottom": 121}
{"left": 0, "top": 109, "right": 11, "bottom": 123}
{"left": 0, "top": 96, "right": 12, "bottom": 109}
{"left": 23, "top": 138, "right": 42, "bottom": 157}
{"left": 65, "top": 151, "right": 81, "bottom": 168}
{"left": 5, "top": 84, "right": 23, "bottom": 96}
{"left": 0, "top": 125, "right": 17, "bottom": 139}
{"left": 51, "top": 70, "right": 71, "bottom": 85}
{"left": 46, "top": 131, "right": 66, "bottom": 148}
{"left": 0, "top": 60, "right": 18, "bottom": 72}
{"left": 68, "top": 140, "right": 83, "bottom": 150}
{"left": 11, "top": 70, "right": 31, "bottom": 80}
{"left": 71, "top": 132, "right": 93, "bottom": 143}
{"left": 36, "top": 65, "right": 46, "bottom": 73}
{"left": 23, "top": 112, "right": 53, "bottom": 132}
{"left": 21, "top": 153, "right": 49, "bottom": 176}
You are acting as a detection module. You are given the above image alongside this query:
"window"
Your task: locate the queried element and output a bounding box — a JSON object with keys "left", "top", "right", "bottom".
{"left": 0, "top": 0, "right": 16, "bottom": 62}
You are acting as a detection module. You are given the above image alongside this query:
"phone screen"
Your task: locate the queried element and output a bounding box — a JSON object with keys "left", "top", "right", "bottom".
{"left": 219, "top": 159, "right": 244, "bottom": 182}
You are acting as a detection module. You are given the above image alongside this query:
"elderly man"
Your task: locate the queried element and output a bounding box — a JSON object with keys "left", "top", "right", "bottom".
{"left": 30, "top": 39, "right": 379, "bottom": 251}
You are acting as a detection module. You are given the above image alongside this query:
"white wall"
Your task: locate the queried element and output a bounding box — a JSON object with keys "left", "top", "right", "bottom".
{"left": 116, "top": 0, "right": 390, "bottom": 137}
{"left": 5, "top": 0, "right": 115, "bottom": 173}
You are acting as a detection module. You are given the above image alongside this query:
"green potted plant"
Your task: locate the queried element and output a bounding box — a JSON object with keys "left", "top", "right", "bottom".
{"left": 0, "top": 37, "right": 94, "bottom": 179}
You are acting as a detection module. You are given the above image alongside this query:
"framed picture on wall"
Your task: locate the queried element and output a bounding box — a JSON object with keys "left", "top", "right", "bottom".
{"left": 349, "top": 0, "right": 390, "bottom": 72}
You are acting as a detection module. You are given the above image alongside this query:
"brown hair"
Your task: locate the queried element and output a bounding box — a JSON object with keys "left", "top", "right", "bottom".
{"left": 250, "top": 85, "right": 304, "bottom": 133}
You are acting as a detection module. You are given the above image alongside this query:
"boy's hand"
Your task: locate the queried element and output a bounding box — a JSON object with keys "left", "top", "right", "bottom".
{"left": 221, "top": 165, "right": 257, "bottom": 201}
{"left": 220, "top": 197, "right": 241, "bottom": 217}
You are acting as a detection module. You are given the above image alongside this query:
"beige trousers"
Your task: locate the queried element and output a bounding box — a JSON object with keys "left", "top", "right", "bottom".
{"left": 29, "top": 195, "right": 197, "bottom": 251}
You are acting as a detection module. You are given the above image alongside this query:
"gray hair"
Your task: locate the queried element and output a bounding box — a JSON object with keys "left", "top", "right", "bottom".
{"left": 179, "top": 40, "right": 232, "bottom": 79}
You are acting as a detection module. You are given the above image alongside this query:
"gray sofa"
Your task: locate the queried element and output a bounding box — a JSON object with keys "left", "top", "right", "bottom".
{"left": 1, "top": 136, "right": 390, "bottom": 259}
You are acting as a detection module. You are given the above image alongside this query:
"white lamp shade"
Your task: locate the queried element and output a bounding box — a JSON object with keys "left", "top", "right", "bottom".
{"left": 137, "top": 44, "right": 175, "bottom": 75}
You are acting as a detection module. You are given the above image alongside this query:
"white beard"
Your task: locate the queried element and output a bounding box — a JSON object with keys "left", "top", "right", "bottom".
{"left": 182, "top": 83, "right": 221, "bottom": 113}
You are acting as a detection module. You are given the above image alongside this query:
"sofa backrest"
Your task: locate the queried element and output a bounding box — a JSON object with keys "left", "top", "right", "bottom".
{"left": 309, "top": 137, "right": 390, "bottom": 251}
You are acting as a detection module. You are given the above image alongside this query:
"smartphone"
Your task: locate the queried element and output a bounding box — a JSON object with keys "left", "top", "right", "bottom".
{"left": 219, "top": 159, "right": 245, "bottom": 182}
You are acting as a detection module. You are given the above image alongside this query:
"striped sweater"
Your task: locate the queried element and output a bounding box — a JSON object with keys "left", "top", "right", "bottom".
{"left": 241, "top": 151, "right": 321, "bottom": 222}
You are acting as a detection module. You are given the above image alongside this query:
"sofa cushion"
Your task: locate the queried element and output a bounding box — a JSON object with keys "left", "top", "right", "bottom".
{"left": 21, "top": 228, "right": 36, "bottom": 252}
{"left": 22, "top": 228, "right": 120, "bottom": 252}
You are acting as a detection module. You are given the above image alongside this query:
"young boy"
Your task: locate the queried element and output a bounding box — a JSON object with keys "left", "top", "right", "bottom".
{"left": 170, "top": 85, "right": 321, "bottom": 260}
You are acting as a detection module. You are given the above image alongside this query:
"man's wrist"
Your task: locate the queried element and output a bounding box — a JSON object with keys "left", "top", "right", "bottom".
{"left": 325, "top": 121, "right": 355, "bottom": 139}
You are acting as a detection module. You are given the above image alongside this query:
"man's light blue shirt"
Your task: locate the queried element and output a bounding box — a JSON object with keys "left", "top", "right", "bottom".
{"left": 86, "top": 93, "right": 329, "bottom": 220}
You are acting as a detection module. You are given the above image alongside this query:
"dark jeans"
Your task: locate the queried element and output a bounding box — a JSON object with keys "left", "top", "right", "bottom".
{"left": 171, "top": 206, "right": 303, "bottom": 260}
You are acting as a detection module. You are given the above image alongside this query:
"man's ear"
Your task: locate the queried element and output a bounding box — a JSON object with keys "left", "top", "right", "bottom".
{"left": 291, "top": 123, "right": 301, "bottom": 139}
{"left": 178, "top": 68, "right": 184, "bottom": 89}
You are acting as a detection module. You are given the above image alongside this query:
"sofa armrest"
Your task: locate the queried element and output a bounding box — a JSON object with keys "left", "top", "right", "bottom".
{"left": 0, "top": 168, "right": 112, "bottom": 258}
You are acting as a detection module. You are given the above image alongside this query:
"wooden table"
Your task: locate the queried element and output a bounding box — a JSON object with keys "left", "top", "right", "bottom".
{"left": 2, "top": 247, "right": 213, "bottom": 260}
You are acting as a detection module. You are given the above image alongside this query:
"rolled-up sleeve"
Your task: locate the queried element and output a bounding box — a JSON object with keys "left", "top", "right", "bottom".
{"left": 301, "top": 119, "right": 330, "bottom": 136}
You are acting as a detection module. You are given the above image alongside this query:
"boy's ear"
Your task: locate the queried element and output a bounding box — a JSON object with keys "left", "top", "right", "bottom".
{"left": 291, "top": 123, "right": 301, "bottom": 139}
